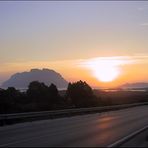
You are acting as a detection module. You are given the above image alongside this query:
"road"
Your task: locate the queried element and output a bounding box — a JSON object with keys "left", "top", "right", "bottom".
{"left": 0, "top": 105, "right": 148, "bottom": 147}
{"left": 120, "top": 128, "right": 148, "bottom": 147}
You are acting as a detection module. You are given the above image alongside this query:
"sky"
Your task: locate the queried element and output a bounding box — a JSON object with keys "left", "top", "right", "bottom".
{"left": 0, "top": 1, "right": 148, "bottom": 88}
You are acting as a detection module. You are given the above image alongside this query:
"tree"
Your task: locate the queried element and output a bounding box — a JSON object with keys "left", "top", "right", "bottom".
{"left": 27, "top": 81, "right": 48, "bottom": 101}
{"left": 26, "top": 81, "right": 64, "bottom": 111}
{"left": 26, "top": 81, "right": 49, "bottom": 111}
{"left": 49, "top": 83, "right": 58, "bottom": 98}
{"left": 0, "top": 89, "right": 7, "bottom": 114}
{"left": 66, "top": 80, "right": 97, "bottom": 107}
{"left": 48, "top": 83, "right": 65, "bottom": 109}
{"left": 0, "top": 87, "right": 21, "bottom": 114}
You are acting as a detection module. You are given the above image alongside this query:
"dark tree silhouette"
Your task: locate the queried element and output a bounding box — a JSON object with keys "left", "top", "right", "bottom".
{"left": 27, "top": 81, "right": 51, "bottom": 111}
{"left": 49, "top": 83, "right": 58, "bottom": 98}
{"left": 27, "top": 81, "right": 48, "bottom": 99}
{"left": 1, "top": 80, "right": 148, "bottom": 115}
{"left": 66, "top": 80, "right": 98, "bottom": 108}
{"left": 26, "top": 81, "right": 64, "bottom": 111}
{"left": 0, "top": 87, "right": 21, "bottom": 114}
{"left": 48, "top": 83, "right": 66, "bottom": 109}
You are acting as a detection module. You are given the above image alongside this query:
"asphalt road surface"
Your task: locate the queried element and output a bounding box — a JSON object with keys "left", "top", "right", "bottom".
{"left": 0, "top": 105, "right": 148, "bottom": 147}
{"left": 120, "top": 128, "right": 148, "bottom": 147}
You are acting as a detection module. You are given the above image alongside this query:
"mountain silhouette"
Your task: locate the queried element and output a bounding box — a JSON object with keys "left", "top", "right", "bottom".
{"left": 2, "top": 68, "right": 68, "bottom": 89}
{"left": 121, "top": 82, "right": 148, "bottom": 89}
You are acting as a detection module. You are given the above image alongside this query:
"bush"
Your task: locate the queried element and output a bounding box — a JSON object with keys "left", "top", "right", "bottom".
{"left": 66, "top": 80, "right": 98, "bottom": 107}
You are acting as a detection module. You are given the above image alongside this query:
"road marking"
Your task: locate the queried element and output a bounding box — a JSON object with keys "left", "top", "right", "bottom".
{"left": 108, "top": 125, "right": 148, "bottom": 147}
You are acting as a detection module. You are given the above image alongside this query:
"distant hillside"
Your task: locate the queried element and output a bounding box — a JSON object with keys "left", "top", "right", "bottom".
{"left": 121, "top": 82, "right": 148, "bottom": 89}
{"left": 1, "top": 68, "right": 68, "bottom": 89}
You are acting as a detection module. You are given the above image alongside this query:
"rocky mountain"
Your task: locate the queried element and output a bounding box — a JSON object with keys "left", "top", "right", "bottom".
{"left": 121, "top": 82, "right": 148, "bottom": 89}
{"left": 1, "top": 68, "right": 68, "bottom": 89}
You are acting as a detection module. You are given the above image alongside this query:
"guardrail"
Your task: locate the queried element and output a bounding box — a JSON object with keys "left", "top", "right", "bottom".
{"left": 0, "top": 102, "right": 148, "bottom": 126}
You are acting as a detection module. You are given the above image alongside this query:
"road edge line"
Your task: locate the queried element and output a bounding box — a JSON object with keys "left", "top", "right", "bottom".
{"left": 108, "top": 125, "right": 148, "bottom": 147}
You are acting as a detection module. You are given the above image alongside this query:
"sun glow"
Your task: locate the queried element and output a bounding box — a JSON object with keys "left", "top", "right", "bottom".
{"left": 93, "top": 65, "right": 119, "bottom": 82}
{"left": 80, "top": 57, "right": 131, "bottom": 82}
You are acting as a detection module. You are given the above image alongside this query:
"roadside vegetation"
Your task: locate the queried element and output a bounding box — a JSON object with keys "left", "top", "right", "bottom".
{"left": 0, "top": 80, "right": 148, "bottom": 114}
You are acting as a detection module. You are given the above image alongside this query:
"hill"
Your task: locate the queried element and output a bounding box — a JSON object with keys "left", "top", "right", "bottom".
{"left": 121, "top": 82, "right": 148, "bottom": 89}
{"left": 1, "top": 68, "right": 68, "bottom": 89}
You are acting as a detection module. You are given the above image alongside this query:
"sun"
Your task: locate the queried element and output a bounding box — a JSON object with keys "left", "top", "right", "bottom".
{"left": 81, "top": 57, "right": 128, "bottom": 82}
{"left": 93, "top": 66, "right": 120, "bottom": 82}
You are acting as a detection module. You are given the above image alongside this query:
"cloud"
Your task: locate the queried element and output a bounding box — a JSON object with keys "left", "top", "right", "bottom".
{"left": 140, "top": 23, "right": 148, "bottom": 26}
{"left": 132, "top": 55, "right": 148, "bottom": 64}
{"left": 78, "top": 56, "right": 134, "bottom": 68}
{"left": 78, "top": 55, "right": 148, "bottom": 69}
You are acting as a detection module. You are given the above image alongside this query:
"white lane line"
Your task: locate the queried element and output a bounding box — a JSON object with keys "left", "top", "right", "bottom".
{"left": 108, "top": 125, "right": 148, "bottom": 147}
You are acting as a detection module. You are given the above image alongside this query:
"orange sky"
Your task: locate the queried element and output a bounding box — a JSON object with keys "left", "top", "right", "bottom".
{"left": 1, "top": 2, "right": 148, "bottom": 87}
{"left": 1, "top": 55, "right": 148, "bottom": 88}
